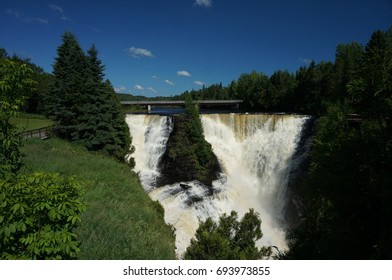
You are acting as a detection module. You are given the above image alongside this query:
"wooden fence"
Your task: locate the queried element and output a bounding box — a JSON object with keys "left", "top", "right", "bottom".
{"left": 21, "top": 126, "right": 53, "bottom": 140}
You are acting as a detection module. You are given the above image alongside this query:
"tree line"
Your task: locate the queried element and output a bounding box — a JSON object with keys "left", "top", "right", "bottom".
{"left": 281, "top": 28, "right": 392, "bottom": 259}
{"left": 174, "top": 34, "right": 370, "bottom": 117}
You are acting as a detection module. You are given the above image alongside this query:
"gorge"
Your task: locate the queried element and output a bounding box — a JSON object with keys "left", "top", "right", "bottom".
{"left": 125, "top": 113, "right": 313, "bottom": 257}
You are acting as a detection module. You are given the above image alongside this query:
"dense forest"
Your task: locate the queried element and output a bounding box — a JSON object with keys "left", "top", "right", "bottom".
{"left": 1, "top": 26, "right": 391, "bottom": 259}
{"left": 282, "top": 29, "right": 392, "bottom": 259}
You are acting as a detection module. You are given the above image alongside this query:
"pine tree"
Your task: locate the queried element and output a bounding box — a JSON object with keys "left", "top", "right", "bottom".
{"left": 73, "top": 44, "right": 108, "bottom": 149}
{"left": 50, "top": 32, "right": 133, "bottom": 163}
{"left": 50, "top": 31, "right": 87, "bottom": 139}
{"left": 102, "top": 79, "right": 134, "bottom": 164}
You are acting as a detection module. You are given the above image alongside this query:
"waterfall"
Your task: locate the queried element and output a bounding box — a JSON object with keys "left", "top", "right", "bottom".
{"left": 125, "top": 115, "right": 173, "bottom": 191}
{"left": 126, "top": 113, "right": 311, "bottom": 257}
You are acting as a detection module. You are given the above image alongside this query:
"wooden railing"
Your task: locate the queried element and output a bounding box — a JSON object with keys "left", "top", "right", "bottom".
{"left": 21, "top": 126, "right": 53, "bottom": 140}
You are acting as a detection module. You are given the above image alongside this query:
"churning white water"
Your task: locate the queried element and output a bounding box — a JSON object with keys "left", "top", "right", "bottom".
{"left": 126, "top": 113, "right": 310, "bottom": 257}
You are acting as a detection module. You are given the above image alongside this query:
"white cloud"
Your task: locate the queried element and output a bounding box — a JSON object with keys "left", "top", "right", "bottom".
{"left": 134, "top": 84, "right": 145, "bottom": 90}
{"left": 48, "top": 4, "right": 74, "bottom": 23}
{"left": 127, "top": 47, "right": 154, "bottom": 58}
{"left": 60, "top": 15, "right": 75, "bottom": 23}
{"left": 152, "top": 75, "right": 160, "bottom": 79}
{"left": 6, "top": 9, "right": 48, "bottom": 24}
{"left": 48, "top": 4, "right": 64, "bottom": 13}
{"left": 25, "top": 17, "right": 48, "bottom": 24}
{"left": 299, "top": 57, "right": 313, "bottom": 64}
{"left": 177, "top": 70, "right": 191, "bottom": 77}
{"left": 6, "top": 9, "right": 24, "bottom": 18}
{"left": 91, "top": 27, "right": 101, "bottom": 33}
{"left": 147, "top": 87, "right": 158, "bottom": 93}
{"left": 194, "top": 80, "right": 205, "bottom": 86}
{"left": 164, "top": 80, "right": 176, "bottom": 86}
{"left": 114, "top": 86, "right": 126, "bottom": 93}
{"left": 195, "top": 0, "right": 213, "bottom": 8}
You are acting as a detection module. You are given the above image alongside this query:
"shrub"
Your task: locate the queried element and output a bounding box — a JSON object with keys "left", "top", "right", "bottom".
{"left": 0, "top": 172, "right": 86, "bottom": 259}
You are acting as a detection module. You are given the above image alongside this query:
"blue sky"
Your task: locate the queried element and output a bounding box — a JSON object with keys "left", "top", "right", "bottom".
{"left": 1, "top": 0, "right": 391, "bottom": 97}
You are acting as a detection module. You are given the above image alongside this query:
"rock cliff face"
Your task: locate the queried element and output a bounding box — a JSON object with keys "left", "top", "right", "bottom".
{"left": 157, "top": 114, "right": 221, "bottom": 187}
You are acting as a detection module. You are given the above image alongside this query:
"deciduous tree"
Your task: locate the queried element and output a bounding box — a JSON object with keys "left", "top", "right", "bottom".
{"left": 0, "top": 58, "right": 35, "bottom": 176}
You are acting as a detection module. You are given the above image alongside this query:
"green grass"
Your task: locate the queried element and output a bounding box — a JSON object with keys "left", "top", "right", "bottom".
{"left": 10, "top": 114, "right": 53, "bottom": 131}
{"left": 22, "top": 138, "right": 176, "bottom": 260}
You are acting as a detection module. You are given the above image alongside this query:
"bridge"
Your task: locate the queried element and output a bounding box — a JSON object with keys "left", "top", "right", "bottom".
{"left": 121, "top": 100, "right": 243, "bottom": 112}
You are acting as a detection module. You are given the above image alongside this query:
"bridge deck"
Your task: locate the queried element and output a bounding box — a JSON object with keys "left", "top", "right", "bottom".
{"left": 121, "top": 100, "right": 243, "bottom": 106}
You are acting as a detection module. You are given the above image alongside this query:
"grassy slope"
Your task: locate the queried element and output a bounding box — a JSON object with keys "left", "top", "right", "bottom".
{"left": 10, "top": 114, "right": 53, "bottom": 131}
{"left": 22, "top": 138, "right": 176, "bottom": 260}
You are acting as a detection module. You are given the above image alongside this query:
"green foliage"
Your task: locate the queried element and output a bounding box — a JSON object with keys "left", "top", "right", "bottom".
{"left": 235, "top": 71, "right": 270, "bottom": 110}
{"left": 293, "top": 61, "right": 337, "bottom": 115}
{"left": 1, "top": 49, "right": 54, "bottom": 115}
{"left": 0, "top": 172, "right": 86, "bottom": 259}
{"left": 348, "top": 29, "right": 392, "bottom": 119}
{"left": 0, "top": 56, "right": 86, "bottom": 260}
{"left": 184, "top": 94, "right": 214, "bottom": 165}
{"left": 0, "top": 59, "right": 36, "bottom": 177}
{"left": 334, "top": 42, "right": 364, "bottom": 105}
{"left": 0, "top": 59, "right": 35, "bottom": 114}
{"left": 49, "top": 32, "right": 87, "bottom": 137}
{"left": 0, "top": 126, "right": 23, "bottom": 177}
{"left": 268, "top": 70, "right": 296, "bottom": 110}
{"left": 184, "top": 209, "right": 272, "bottom": 260}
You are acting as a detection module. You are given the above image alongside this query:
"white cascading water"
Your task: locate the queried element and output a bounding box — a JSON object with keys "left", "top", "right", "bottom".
{"left": 126, "top": 113, "right": 310, "bottom": 257}
{"left": 125, "top": 115, "right": 173, "bottom": 191}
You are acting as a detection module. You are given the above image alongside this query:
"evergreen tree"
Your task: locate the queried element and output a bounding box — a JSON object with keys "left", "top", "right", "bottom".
{"left": 50, "top": 32, "right": 133, "bottom": 162}
{"left": 103, "top": 79, "right": 134, "bottom": 165}
{"left": 334, "top": 42, "right": 364, "bottom": 106}
{"left": 73, "top": 44, "right": 109, "bottom": 150}
{"left": 184, "top": 94, "right": 214, "bottom": 166}
{"left": 50, "top": 32, "right": 87, "bottom": 139}
{"left": 269, "top": 70, "right": 296, "bottom": 111}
